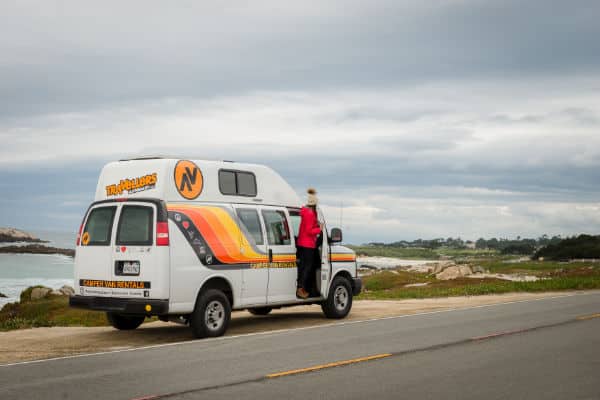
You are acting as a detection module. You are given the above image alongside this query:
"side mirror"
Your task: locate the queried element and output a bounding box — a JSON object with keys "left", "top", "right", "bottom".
{"left": 330, "top": 227, "right": 343, "bottom": 243}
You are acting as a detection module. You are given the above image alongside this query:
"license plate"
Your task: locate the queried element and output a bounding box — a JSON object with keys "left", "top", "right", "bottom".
{"left": 122, "top": 261, "right": 140, "bottom": 275}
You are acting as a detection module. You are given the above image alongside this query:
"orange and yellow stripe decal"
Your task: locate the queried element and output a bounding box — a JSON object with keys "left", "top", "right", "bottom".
{"left": 168, "top": 204, "right": 296, "bottom": 265}
{"left": 331, "top": 253, "right": 356, "bottom": 262}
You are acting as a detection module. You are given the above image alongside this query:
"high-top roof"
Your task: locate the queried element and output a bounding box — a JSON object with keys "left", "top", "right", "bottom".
{"left": 95, "top": 158, "right": 301, "bottom": 207}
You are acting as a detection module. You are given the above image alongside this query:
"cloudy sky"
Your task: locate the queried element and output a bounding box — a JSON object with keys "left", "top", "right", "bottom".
{"left": 1, "top": 0, "right": 599, "bottom": 243}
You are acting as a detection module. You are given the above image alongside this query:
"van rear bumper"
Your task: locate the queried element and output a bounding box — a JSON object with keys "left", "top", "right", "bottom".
{"left": 69, "top": 295, "right": 169, "bottom": 315}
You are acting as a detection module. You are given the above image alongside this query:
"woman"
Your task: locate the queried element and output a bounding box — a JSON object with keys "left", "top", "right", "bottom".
{"left": 296, "top": 188, "right": 322, "bottom": 299}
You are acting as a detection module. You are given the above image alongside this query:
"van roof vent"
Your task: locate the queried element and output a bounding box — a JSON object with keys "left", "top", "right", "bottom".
{"left": 119, "top": 156, "right": 165, "bottom": 161}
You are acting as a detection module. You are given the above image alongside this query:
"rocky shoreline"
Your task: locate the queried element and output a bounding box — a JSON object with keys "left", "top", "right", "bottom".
{"left": 0, "top": 244, "right": 75, "bottom": 257}
{"left": 0, "top": 227, "right": 74, "bottom": 257}
{"left": 0, "top": 228, "right": 47, "bottom": 244}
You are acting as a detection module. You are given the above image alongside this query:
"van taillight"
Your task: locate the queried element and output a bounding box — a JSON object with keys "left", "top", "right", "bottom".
{"left": 76, "top": 223, "right": 83, "bottom": 246}
{"left": 156, "top": 222, "right": 170, "bottom": 246}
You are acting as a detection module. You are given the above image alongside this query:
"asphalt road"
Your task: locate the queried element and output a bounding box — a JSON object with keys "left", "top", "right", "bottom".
{"left": 1, "top": 291, "right": 599, "bottom": 400}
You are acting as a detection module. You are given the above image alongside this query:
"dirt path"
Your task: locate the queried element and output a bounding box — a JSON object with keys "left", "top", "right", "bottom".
{"left": 0, "top": 291, "right": 579, "bottom": 365}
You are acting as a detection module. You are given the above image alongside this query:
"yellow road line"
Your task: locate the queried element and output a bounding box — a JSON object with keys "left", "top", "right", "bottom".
{"left": 576, "top": 313, "right": 600, "bottom": 321}
{"left": 266, "top": 353, "right": 392, "bottom": 379}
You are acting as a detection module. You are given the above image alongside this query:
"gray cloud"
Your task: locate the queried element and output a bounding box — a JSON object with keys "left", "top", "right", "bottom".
{"left": 1, "top": 1, "right": 600, "bottom": 242}
{"left": 2, "top": 0, "right": 600, "bottom": 118}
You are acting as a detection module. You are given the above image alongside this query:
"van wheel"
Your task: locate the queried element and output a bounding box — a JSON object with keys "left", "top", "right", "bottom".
{"left": 106, "top": 313, "right": 145, "bottom": 330}
{"left": 190, "top": 289, "right": 231, "bottom": 338}
{"left": 321, "top": 276, "right": 353, "bottom": 319}
{"left": 247, "top": 307, "right": 272, "bottom": 316}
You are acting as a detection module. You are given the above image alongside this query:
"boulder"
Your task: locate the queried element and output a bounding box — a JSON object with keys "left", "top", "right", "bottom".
{"left": 436, "top": 265, "right": 473, "bottom": 280}
{"left": 50, "top": 290, "right": 62, "bottom": 296}
{"left": 0, "top": 292, "right": 7, "bottom": 298}
{"left": 458, "top": 265, "right": 473, "bottom": 276}
{"left": 436, "top": 266, "right": 462, "bottom": 280}
{"left": 59, "top": 285, "right": 75, "bottom": 296}
{"left": 30, "top": 287, "right": 52, "bottom": 300}
{"left": 431, "top": 262, "right": 454, "bottom": 274}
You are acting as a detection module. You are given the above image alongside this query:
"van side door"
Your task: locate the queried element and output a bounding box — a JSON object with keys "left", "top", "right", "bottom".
{"left": 317, "top": 207, "right": 331, "bottom": 298}
{"left": 235, "top": 206, "right": 269, "bottom": 306}
{"left": 261, "top": 206, "right": 297, "bottom": 303}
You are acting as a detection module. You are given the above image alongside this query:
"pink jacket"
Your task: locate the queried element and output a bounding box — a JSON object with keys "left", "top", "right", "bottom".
{"left": 297, "top": 206, "right": 321, "bottom": 248}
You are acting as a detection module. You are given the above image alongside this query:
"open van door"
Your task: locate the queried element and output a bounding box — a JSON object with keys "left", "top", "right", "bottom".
{"left": 317, "top": 207, "right": 331, "bottom": 298}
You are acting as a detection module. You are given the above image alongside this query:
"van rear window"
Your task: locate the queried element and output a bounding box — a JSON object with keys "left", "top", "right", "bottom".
{"left": 83, "top": 206, "right": 116, "bottom": 246}
{"left": 117, "top": 206, "right": 154, "bottom": 245}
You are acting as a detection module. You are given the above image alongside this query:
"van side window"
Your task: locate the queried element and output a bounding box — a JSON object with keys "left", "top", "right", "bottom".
{"left": 237, "top": 209, "right": 264, "bottom": 246}
{"left": 117, "top": 206, "right": 154, "bottom": 245}
{"left": 219, "top": 171, "right": 237, "bottom": 195}
{"left": 218, "top": 169, "right": 257, "bottom": 197}
{"left": 261, "top": 210, "right": 291, "bottom": 246}
{"left": 83, "top": 206, "right": 116, "bottom": 246}
{"left": 288, "top": 209, "right": 301, "bottom": 236}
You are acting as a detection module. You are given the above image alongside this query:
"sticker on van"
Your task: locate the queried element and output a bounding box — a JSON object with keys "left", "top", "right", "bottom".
{"left": 105, "top": 173, "right": 158, "bottom": 196}
{"left": 174, "top": 160, "right": 203, "bottom": 199}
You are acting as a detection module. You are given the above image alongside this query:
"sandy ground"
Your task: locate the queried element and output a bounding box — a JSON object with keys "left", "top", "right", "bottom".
{"left": 0, "top": 291, "right": 577, "bottom": 365}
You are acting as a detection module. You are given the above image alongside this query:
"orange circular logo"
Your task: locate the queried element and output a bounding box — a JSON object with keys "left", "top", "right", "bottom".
{"left": 174, "top": 160, "right": 203, "bottom": 200}
{"left": 81, "top": 232, "right": 90, "bottom": 246}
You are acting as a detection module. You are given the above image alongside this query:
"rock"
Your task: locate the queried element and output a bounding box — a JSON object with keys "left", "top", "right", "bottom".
{"left": 358, "top": 264, "right": 379, "bottom": 270}
{"left": 0, "top": 244, "right": 74, "bottom": 257}
{"left": 436, "top": 265, "right": 473, "bottom": 280}
{"left": 30, "top": 287, "right": 52, "bottom": 300}
{"left": 404, "top": 282, "right": 429, "bottom": 288}
{"left": 458, "top": 265, "right": 473, "bottom": 276}
{"left": 50, "top": 290, "right": 62, "bottom": 296}
{"left": 0, "top": 292, "right": 7, "bottom": 298}
{"left": 436, "top": 266, "right": 461, "bottom": 280}
{"left": 59, "top": 285, "right": 75, "bottom": 296}
{"left": 471, "top": 265, "right": 486, "bottom": 274}
{"left": 0, "top": 227, "right": 46, "bottom": 243}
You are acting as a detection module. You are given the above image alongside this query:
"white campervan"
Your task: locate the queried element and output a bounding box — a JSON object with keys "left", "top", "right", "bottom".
{"left": 70, "top": 158, "right": 361, "bottom": 338}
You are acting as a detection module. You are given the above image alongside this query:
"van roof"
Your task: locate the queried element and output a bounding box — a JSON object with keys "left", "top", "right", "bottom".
{"left": 95, "top": 158, "right": 302, "bottom": 207}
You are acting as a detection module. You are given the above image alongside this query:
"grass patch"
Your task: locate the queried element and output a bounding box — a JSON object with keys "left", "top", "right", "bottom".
{"left": 477, "top": 260, "right": 599, "bottom": 275}
{"left": 0, "top": 295, "right": 109, "bottom": 331}
{"left": 358, "top": 267, "right": 600, "bottom": 300}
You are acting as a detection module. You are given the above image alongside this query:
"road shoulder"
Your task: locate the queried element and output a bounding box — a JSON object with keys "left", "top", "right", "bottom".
{"left": 0, "top": 291, "right": 588, "bottom": 365}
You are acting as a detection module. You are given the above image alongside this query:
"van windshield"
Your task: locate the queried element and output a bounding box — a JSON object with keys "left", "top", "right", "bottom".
{"left": 117, "top": 205, "right": 154, "bottom": 245}
{"left": 83, "top": 206, "right": 116, "bottom": 246}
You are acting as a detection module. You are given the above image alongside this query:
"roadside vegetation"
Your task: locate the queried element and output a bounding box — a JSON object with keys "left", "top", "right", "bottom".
{"left": 354, "top": 234, "right": 600, "bottom": 300}
{"left": 358, "top": 265, "right": 600, "bottom": 300}
{"left": 0, "top": 289, "right": 108, "bottom": 331}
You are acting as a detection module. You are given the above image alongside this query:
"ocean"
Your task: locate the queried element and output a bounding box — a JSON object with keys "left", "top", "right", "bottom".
{"left": 0, "top": 230, "right": 75, "bottom": 308}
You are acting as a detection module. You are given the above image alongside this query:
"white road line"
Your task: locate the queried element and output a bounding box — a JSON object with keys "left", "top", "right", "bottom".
{"left": 0, "top": 290, "right": 595, "bottom": 368}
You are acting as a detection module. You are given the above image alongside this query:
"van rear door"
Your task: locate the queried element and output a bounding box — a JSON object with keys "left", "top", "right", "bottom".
{"left": 76, "top": 199, "right": 170, "bottom": 300}
{"left": 75, "top": 204, "right": 117, "bottom": 296}
{"left": 112, "top": 201, "right": 170, "bottom": 300}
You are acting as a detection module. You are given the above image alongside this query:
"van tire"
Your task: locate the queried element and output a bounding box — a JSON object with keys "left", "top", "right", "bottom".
{"left": 106, "top": 313, "right": 145, "bottom": 330}
{"left": 190, "top": 289, "right": 231, "bottom": 338}
{"left": 321, "top": 276, "right": 353, "bottom": 319}
{"left": 247, "top": 307, "right": 272, "bottom": 316}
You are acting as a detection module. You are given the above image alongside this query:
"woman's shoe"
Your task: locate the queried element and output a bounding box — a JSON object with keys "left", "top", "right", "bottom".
{"left": 296, "top": 288, "right": 309, "bottom": 299}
